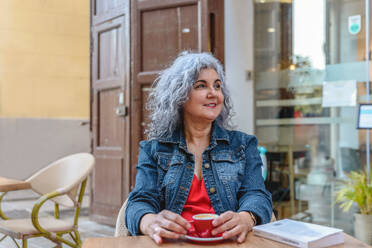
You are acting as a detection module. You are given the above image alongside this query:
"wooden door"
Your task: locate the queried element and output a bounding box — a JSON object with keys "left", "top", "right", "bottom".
{"left": 130, "top": 0, "right": 224, "bottom": 189}
{"left": 90, "top": 0, "right": 130, "bottom": 225}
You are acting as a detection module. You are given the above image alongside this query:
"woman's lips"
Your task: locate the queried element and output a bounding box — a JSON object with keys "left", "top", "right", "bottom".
{"left": 203, "top": 103, "right": 217, "bottom": 108}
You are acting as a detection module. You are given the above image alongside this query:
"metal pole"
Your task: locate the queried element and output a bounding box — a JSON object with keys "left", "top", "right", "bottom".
{"left": 366, "top": 0, "right": 370, "bottom": 182}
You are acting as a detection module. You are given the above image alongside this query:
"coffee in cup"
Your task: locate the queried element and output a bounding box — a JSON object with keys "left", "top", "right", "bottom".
{"left": 191, "top": 213, "right": 220, "bottom": 238}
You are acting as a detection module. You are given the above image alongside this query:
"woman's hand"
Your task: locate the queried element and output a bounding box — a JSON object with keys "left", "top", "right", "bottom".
{"left": 139, "top": 210, "right": 191, "bottom": 244}
{"left": 211, "top": 211, "right": 255, "bottom": 243}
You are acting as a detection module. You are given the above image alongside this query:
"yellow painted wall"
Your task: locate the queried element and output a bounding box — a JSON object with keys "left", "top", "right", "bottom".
{"left": 0, "top": 0, "right": 89, "bottom": 118}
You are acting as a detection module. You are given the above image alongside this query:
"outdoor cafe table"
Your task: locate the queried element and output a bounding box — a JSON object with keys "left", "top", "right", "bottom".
{"left": 0, "top": 176, "right": 31, "bottom": 192}
{"left": 82, "top": 232, "right": 371, "bottom": 248}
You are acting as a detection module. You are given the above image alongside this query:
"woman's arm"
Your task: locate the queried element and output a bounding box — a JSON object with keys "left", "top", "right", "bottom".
{"left": 125, "top": 141, "right": 162, "bottom": 235}
{"left": 125, "top": 141, "right": 190, "bottom": 242}
{"left": 237, "top": 135, "right": 273, "bottom": 224}
{"left": 211, "top": 135, "right": 272, "bottom": 243}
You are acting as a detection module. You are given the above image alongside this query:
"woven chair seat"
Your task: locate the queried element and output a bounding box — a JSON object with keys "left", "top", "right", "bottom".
{"left": 0, "top": 217, "right": 74, "bottom": 239}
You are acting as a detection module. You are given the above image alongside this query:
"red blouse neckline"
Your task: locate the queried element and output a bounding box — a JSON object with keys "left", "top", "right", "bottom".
{"left": 181, "top": 174, "right": 215, "bottom": 222}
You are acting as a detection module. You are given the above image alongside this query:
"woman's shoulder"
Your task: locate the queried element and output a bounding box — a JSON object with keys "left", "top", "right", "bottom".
{"left": 139, "top": 139, "right": 157, "bottom": 147}
{"left": 139, "top": 139, "right": 161, "bottom": 155}
{"left": 139, "top": 138, "right": 173, "bottom": 156}
{"left": 225, "top": 129, "right": 257, "bottom": 141}
{"left": 224, "top": 129, "right": 258, "bottom": 147}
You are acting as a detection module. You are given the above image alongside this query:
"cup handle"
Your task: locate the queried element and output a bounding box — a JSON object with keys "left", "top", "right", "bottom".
{"left": 188, "top": 219, "right": 195, "bottom": 229}
{"left": 187, "top": 220, "right": 196, "bottom": 234}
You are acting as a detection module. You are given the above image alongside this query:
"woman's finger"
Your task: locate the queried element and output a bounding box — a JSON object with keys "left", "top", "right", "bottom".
{"left": 211, "top": 217, "right": 238, "bottom": 236}
{"left": 163, "top": 211, "right": 191, "bottom": 230}
{"left": 222, "top": 225, "right": 244, "bottom": 240}
{"left": 237, "top": 230, "right": 248, "bottom": 243}
{"left": 212, "top": 211, "right": 234, "bottom": 227}
{"left": 153, "top": 225, "right": 181, "bottom": 240}
{"left": 151, "top": 233, "right": 163, "bottom": 245}
{"left": 159, "top": 218, "right": 187, "bottom": 234}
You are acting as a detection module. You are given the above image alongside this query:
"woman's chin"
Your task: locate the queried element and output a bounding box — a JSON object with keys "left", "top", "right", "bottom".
{"left": 184, "top": 111, "right": 221, "bottom": 124}
{"left": 199, "top": 116, "right": 218, "bottom": 123}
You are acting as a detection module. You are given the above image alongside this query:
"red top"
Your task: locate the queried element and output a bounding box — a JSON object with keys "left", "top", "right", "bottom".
{"left": 181, "top": 174, "right": 215, "bottom": 222}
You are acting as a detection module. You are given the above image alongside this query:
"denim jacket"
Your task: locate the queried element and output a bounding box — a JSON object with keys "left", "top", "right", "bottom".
{"left": 125, "top": 122, "right": 272, "bottom": 235}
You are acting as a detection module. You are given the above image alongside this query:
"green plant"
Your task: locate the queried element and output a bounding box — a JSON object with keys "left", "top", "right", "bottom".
{"left": 335, "top": 171, "right": 372, "bottom": 215}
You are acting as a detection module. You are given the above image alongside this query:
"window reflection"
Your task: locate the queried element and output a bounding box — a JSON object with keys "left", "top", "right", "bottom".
{"left": 254, "top": 0, "right": 368, "bottom": 234}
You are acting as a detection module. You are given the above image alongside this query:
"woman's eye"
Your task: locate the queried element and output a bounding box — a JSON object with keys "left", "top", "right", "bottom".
{"left": 195, "top": 84, "right": 206, "bottom": 89}
{"left": 214, "top": 83, "right": 221, "bottom": 89}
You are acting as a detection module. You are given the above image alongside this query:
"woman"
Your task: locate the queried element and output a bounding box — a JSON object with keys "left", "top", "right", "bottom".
{"left": 125, "top": 52, "right": 272, "bottom": 244}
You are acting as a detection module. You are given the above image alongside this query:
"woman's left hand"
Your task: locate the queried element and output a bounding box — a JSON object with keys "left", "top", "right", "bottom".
{"left": 211, "top": 211, "right": 255, "bottom": 243}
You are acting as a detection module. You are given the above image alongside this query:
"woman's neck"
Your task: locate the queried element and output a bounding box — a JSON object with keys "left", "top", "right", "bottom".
{"left": 183, "top": 118, "right": 212, "bottom": 146}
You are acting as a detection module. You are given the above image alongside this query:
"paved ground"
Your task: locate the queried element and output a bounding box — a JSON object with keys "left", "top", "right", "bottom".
{"left": 0, "top": 190, "right": 115, "bottom": 248}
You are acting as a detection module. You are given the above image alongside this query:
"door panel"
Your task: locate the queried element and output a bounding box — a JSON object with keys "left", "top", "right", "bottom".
{"left": 94, "top": 157, "right": 123, "bottom": 207}
{"left": 141, "top": 8, "right": 179, "bottom": 71}
{"left": 95, "top": 0, "right": 122, "bottom": 14}
{"left": 130, "top": 0, "right": 224, "bottom": 190}
{"left": 98, "top": 88, "right": 123, "bottom": 148}
{"left": 141, "top": 5, "right": 199, "bottom": 71}
{"left": 92, "top": 0, "right": 127, "bottom": 25}
{"left": 179, "top": 5, "right": 199, "bottom": 50}
{"left": 98, "top": 31, "right": 120, "bottom": 79}
{"left": 91, "top": 2, "right": 130, "bottom": 224}
{"left": 207, "top": 0, "right": 224, "bottom": 64}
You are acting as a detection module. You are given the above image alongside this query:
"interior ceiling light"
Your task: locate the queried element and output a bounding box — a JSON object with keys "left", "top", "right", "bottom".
{"left": 267, "top": 28, "right": 275, "bottom": 33}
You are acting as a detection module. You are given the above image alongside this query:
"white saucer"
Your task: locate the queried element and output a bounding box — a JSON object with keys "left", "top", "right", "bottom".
{"left": 185, "top": 235, "right": 224, "bottom": 243}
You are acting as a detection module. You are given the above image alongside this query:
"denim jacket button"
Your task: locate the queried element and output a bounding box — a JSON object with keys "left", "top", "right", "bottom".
{"left": 210, "top": 187, "right": 216, "bottom": 194}
{"left": 204, "top": 163, "right": 210, "bottom": 169}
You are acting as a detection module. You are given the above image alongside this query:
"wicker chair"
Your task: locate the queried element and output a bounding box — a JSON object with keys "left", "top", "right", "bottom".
{"left": 115, "top": 198, "right": 130, "bottom": 237}
{"left": 0, "top": 153, "right": 95, "bottom": 248}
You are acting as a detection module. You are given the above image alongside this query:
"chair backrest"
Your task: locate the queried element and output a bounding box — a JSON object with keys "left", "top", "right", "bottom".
{"left": 115, "top": 198, "right": 130, "bottom": 237}
{"left": 271, "top": 212, "right": 277, "bottom": 222}
{"left": 26, "top": 153, "right": 95, "bottom": 207}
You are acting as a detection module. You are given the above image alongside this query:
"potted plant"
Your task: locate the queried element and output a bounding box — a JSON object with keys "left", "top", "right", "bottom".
{"left": 335, "top": 170, "right": 372, "bottom": 244}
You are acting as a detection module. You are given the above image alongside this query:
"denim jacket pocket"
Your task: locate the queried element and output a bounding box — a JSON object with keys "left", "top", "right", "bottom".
{"left": 156, "top": 153, "right": 184, "bottom": 185}
{"left": 156, "top": 152, "right": 184, "bottom": 205}
{"left": 211, "top": 146, "right": 246, "bottom": 209}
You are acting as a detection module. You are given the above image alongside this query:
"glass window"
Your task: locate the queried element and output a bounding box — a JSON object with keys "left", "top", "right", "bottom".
{"left": 254, "top": 0, "right": 370, "bottom": 234}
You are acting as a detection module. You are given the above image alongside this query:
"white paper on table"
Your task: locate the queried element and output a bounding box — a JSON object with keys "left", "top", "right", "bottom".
{"left": 253, "top": 219, "right": 344, "bottom": 248}
{"left": 322, "top": 80, "right": 356, "bottom": 107}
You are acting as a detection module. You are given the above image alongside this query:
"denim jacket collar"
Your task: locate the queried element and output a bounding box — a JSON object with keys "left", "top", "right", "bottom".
{"left": 210, "top": 122, "right": 230, "bottom": 147}
{"left": 158, "top": 122, "right": 230, "bottom": 151}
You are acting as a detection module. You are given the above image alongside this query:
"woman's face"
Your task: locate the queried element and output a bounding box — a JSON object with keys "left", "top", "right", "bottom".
{"left": 183, "top": 68, "right": 224, "bottom": 123}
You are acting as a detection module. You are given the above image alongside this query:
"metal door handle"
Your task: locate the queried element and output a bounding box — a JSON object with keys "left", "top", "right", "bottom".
{"left": 80, "top": 121, "right": 90, "bottom": 126}
{"left": 115, "top": 105, "right": 127, "bottom": 117}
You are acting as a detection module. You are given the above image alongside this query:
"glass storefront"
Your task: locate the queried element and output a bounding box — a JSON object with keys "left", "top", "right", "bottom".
{"left": 254, "top": 0, "right": 370, "bottom": 234}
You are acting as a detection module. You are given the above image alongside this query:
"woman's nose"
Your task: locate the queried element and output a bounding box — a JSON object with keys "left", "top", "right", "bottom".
{"left": 207, "top": 87, "right": 218, "bottom": 97}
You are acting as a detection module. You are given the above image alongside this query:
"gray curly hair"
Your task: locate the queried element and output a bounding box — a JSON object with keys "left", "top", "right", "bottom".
{"left": 146, "top": 52, "right": 234, "bottom": 139}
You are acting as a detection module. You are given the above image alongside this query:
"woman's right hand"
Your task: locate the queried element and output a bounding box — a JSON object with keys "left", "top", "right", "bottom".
{"left": 139, "top": 210, "right": 191, "bottom": 244}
